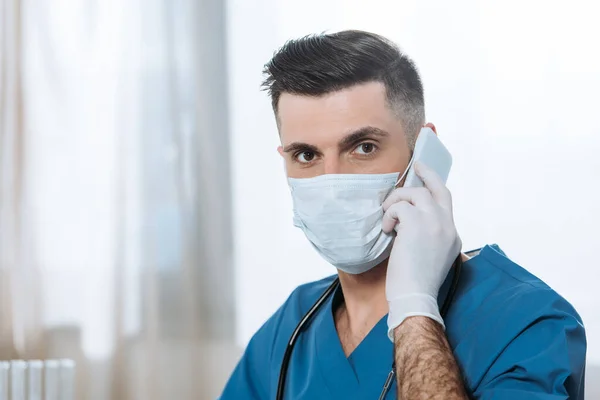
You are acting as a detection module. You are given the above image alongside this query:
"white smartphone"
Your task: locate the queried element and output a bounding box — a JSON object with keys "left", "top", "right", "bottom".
{"left": 403, "top": 127, "right": 452, "bottom": 187}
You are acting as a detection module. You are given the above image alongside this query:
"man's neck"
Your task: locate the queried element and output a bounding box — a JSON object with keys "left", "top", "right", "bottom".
{"left": 334, "top": 253, "right": 470, "bottom": 356}
{"left": 334, "top": 259, "right": 389, "bottom": 356}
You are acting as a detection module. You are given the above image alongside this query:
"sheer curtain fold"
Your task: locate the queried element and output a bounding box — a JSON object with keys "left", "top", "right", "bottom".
{"left": 0, "top": 0, "right": 38, "bottom": 361}
{"left": 0, "top": 0, "right": 20, "bottom": 360}
{"left": 0, "top": 0, "right": 237, "bottom": 398}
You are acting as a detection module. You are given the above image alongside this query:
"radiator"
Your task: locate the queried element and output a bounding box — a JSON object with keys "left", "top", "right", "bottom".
{"left": 0, "top": 360, "right": 75, "bottom": 400}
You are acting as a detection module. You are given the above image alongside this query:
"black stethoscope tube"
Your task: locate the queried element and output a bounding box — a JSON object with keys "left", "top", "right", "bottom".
{"left": 276, "top": 256, "right": 463, "bottom": 400}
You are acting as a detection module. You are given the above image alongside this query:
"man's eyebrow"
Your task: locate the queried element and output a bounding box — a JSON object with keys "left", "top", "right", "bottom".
{"left": 282, "top": 142, "right": 319, "bottom": 154}
{"left": 338, "top": 126, "right": 390, "bottom": 150}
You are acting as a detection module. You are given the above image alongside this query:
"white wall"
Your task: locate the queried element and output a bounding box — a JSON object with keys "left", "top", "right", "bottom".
{"left": 227, "top": 0, "right": 600, "bottom": 367}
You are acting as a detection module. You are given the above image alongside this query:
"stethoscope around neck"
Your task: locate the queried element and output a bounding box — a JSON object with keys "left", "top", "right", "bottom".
{"left": 275, "top": 255, "right": 463, "bottom": 400}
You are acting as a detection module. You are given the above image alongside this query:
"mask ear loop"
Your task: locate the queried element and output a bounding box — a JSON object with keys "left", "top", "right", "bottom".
{"left": 383, "top": 154, "right": 416, "bottom": 200}
{"left": 394, "top": 153, "right": 415, "bottom": 187}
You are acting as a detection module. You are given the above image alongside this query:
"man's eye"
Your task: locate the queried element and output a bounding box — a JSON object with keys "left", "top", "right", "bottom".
{"left": 296, "top": 151, "right": 316, "bottom": 163}
{"left": 354, "top": 142, "right": 376, "bottom": 155}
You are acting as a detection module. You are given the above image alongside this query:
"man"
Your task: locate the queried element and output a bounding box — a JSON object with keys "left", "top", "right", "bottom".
{"left": 221, "top": 30, "right": 586, "bottom": 399}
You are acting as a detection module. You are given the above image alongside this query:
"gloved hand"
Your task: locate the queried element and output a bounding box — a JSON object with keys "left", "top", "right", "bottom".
{"left": 382, "top": 161, "right": 462, "bottom": 341}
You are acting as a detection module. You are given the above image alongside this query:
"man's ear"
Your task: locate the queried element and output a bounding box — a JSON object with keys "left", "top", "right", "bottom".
{"left": 277, "top": 146, "right": 284, "bottom": 157}
{"left": 424, "top": 122, "right": 437, "bottom": 135}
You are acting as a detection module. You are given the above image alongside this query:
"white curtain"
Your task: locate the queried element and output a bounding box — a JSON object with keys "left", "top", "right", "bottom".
{"left": 0, "top": 0, "right": 35, "bottom": 361}
{"left": 0, "top": 0, "right": 238, "bottom": 398}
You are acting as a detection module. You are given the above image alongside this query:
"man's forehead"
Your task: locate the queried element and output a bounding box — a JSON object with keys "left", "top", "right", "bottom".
{"left": 277, "top": 82, "right": 395, "bottom": 144}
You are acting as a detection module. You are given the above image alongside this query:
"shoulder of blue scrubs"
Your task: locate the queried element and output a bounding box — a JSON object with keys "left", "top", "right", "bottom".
{"left": 220, "top": 275, "right": 337, "bottom": 399}
{"left": 447, "top": 244, "right": 586, "bottom": 400}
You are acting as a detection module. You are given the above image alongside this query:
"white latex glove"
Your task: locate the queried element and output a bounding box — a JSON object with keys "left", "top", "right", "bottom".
{"left": 382, "top": 161, "right": 462, "bottom": 341}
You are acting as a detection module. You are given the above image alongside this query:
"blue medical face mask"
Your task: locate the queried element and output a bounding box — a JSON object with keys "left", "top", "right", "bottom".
{"left": 287, "top": 163, "right": 412, "bottom": 274}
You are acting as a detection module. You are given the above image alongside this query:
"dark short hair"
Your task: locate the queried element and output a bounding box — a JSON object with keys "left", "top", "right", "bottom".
{"left": 262, "top": 30, "right": 425, "bottom": 147}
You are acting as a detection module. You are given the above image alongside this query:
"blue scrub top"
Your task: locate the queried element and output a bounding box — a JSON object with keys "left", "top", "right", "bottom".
{"left": 221, "top": 245, "right": 586, "bottom": 399}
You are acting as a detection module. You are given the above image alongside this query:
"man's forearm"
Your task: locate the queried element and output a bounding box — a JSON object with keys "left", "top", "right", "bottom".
{"left": 394, "top": 316, "right": 467, "bottom": 399}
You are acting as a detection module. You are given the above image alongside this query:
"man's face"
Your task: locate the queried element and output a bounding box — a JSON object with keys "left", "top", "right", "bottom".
{"left": 277, "top": 82, "right": 412, "bottom": 179}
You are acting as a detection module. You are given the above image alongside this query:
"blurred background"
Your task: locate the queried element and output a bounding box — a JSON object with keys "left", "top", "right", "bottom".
{"left": 1, "top": 0, "right": 599, "bottom": 398}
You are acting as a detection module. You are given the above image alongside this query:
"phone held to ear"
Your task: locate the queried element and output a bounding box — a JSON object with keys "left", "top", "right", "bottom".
{"left": 403, "top": 127, "right": 453, "bottom": 188}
